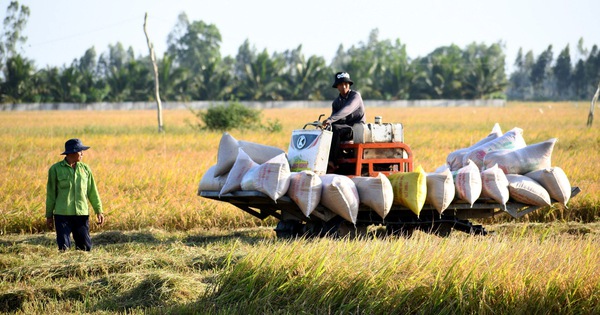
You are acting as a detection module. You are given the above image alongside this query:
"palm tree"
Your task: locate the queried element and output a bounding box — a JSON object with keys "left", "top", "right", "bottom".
{"left": 462, "top": 43, "right": 507, "bottom": 99}
{"left": 234, "top": 50, "right": 285, "bottom": 101}
{"left": 281, "top": 46, "right": 329, "bottom": 100}
{"left": 1, "top": 54, "right": 34, "bottom": 103}
{"left": 157, "top": 53, "right": 189, "bottom": 101}
{"left": 410, "top": 45, "right": 464, "bottom": 99}
{"left": 104, "top": 65, "right": 131, "bottom": 102}
{"left": 125, "top": 59, "right": 153, "bottom": 101}
{"left": 189, "top": 59, "right": 232, "bottom": 101}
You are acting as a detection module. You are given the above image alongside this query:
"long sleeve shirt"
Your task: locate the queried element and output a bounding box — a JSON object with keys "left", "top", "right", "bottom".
{"left": 328, "top": 90, "right": 366, "bottom": 125}
{"left": 46, "top": 159, "right": 103, "bottom": 218}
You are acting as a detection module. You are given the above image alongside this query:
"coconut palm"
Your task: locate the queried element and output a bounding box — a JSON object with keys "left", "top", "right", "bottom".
{"left": 1, "top": 54, "right": 34, "bottom": 103}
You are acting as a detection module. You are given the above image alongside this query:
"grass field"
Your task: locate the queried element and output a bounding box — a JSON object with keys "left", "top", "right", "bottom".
{"left": 1, "top": 224, "right": 599, "bottom": 314}
{"left": 0, "top": 102, "right": 598, "bottom": 233}
{"left": 1, "top": 102, "right": 599, "bottom": 313}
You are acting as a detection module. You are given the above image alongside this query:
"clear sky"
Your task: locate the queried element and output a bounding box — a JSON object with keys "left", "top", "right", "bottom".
{"left": 6, "top": 0, "right": 600, "bottom": 73}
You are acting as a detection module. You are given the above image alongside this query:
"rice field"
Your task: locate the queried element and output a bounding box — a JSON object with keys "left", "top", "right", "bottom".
{"left": 0, "top": 102, "right": 598, "bottom": 234}
{"left": 1, "top": 224, "right": 599, "bottom": 314}
{"left": 1, "top": 102, "right": 599, "bottom": 314}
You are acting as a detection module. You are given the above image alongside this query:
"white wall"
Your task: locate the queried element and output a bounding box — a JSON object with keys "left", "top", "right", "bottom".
{"left": 1, "top": 99, "right": 505, "bottom": 111}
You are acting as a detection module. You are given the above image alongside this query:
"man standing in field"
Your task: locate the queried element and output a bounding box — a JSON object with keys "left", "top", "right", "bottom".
{"left": 322, "top": 72, "right": 366, "bottom": 171}
{"left": 46, "top": 138, "right": 104, "bottom": 251}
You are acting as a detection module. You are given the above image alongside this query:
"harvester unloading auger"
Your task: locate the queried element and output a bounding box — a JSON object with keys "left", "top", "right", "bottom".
{"left": 198, "top": 115, "right": 580, "bottom": 238}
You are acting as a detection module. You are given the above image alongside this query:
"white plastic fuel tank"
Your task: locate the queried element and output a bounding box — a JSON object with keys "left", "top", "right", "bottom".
{"left": 352, "top": 117, "right": 404, "bottom": 143}
{"left": 287, "top": 129, "right": 332, "bottom": 175}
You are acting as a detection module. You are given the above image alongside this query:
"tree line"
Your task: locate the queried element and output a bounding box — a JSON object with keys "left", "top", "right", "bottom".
{"left": 1, "top": 3, "right": 599, "bottom": 104}
{"left": 508, "top": 40, "right": 600, "bottom": 100}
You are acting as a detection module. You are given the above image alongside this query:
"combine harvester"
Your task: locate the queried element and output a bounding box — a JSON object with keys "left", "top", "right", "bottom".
{"left": 199, "top": 115, "right": 580, "bottom": 238}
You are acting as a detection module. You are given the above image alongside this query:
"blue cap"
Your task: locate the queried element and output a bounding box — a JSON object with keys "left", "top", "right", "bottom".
{"left": 61, "top": 139, "right": 90, "bottom": 155}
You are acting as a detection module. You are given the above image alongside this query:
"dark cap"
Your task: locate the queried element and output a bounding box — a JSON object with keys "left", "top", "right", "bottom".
{"left": 332, "top": 72, "right": 354, "bottom": 88}
{"left": 61, "top": 138, "right": 90, "bottom": 155}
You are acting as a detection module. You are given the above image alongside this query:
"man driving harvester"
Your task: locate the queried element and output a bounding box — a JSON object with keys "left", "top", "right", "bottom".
{"left": 323, "top": 72, "right": 366, "bottom": 172}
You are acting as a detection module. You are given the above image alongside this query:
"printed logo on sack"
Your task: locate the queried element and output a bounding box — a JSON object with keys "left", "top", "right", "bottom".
{"left": 290, "top": 157, "right": 309, "bottom": 171}
{"left": 296, "top": 135, "right": 307, "bottom": 149}
{"left": 292, "top": 134, "right": 318, "bottom": 150}
{"left": 337, "top": 72, "right": 350, "bottom": 79}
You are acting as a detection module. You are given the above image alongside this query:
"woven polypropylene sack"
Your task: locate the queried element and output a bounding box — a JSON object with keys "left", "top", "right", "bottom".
{"left": 446, "top": 123, "right": 503, "bottom": 171}
{"left": 287, "top": 171, "right": 323, "bottom": 217}
{"left": 453, "top": 160, "right": 482, "bottom": 207}
{"left": 506, "top": 174, "right": 552, "bottom": 207}
{"left": 480, "top": 164, "right": 509, "bottom": 209}
{"left": 213, "top": 132, "right": 285, "bottom": 176}
{"left": 351, "top": 173, "right": 393, "bottom": 219}
{"left": 483, "top": 138, "right": 556, "bottom": 175}
{"left": 198, "top": 165, "right": 228, "bottom": 192}
{"left": 241, "top": 153, "right": 291, "bottom": 201}
{"left": 525, "top": 167, "right": 571, "bottom": 207}
{"left": 239, "top": 140, "right": 286, "bottom": 164}
{"left": 462, "top": 127, "right": 527, "bottom": 169}
{"left": 320, "top": 174, "right": 359, "bottom": 224}
{"left": 219, "top": 148, "right": 258, "bottom": 197}
{"left": 213, "top": 132, "right": 239, "bottom": 176}
{"left": 388, "top": 165, "right": 427, "bottom": 216}
{"left": 426, "top": 168, "right": 455, "bottom": 214}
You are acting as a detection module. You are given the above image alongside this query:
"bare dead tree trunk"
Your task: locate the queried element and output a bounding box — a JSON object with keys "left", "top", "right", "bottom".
{"left": 143, "top": 13, "right": 164, "bottom": 133}
{"left": 588, "top": 82, "right": 599, "bottom": 128}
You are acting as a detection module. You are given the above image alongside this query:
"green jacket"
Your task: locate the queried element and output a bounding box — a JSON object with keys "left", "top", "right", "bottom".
{"left": 46, "top": 159, "right": 103, "bottom": 218}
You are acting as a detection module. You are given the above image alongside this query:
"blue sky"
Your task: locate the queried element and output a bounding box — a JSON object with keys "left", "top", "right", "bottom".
{"left": 7, "top": 0, "right": 600, "bottom": 72}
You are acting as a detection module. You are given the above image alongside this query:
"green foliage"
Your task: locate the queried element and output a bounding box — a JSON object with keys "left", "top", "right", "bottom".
{"left": 508, "top": 39, "right": 600, "bottom": 101}
{"left": 166, "top": 13, "right": 222, "bottom": 73}
{"left": 462, "top": 42, "right": 508, "bottom": 99}
{"left": 553, "top": 45, "right": 572, "bottom": 99}
{"left": 1, "top": 1, "right": 599, "bottom": 104}
{"left": 530, "top": 45, "right": 554, "bottom": 98}
{"left": 192, "top": 101, "right": 266, "bottom": 132}
{"left": 0, "top": 54, "right": 34, "bottom": 103}
{"left": 410, "top": 45, "right": 465, "bottom": 99}
{"left": 261, "top": 118, "right": 283, "bottom": 133}
{"left": 0, "top": 1, "right": 30, "bottom": 65}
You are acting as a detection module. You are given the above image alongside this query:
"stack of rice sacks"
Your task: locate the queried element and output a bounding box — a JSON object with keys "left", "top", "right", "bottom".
{"left": 199, "top": 133, "right": 399, "bottom": 225}
{"left": 198, "top": 132, "right": 291, "bottom": 201}
{"left": 445, "top": 123, "right": 571, "bottom": 209}
{"left": 199, "top": 125, "right": 572, "bottom": 227}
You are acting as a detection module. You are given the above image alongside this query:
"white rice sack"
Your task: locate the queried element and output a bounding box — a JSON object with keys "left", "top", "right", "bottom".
{"left": 483, "top": 138, "right": 557, "bottom": 175}
{"left": 351, "top": 173, "right": 393, "bottom": 219}
{"left": 480, "top": 164, "right": 509, "bottom": 209}
{"left": 447, "top": 148, "right": 469, "bottom": 172}
{"left": 489, "top": 122, "right": 503, "bottom": 137}
{"left": 213, "top": 132, "right": 240, "bottom": 176}
{"left": 240, "top": 153, "right": 291, "bottom": 201}
{"left": 453, "top": 160, "right": 482, "bottom": 207}
{"left": 287, "top": 171, "right": 323, "bottom": 217}
{"left": 434, "top": 164, "right": 450, "bottom": 173}
{"left": 213, "top": 132, "right": 285, "bottom": 176}
{"left": 446, "top": 123, "right": 503, "bottom": 171}
{"left": 506, "top": 174, "right": 552, "bottom": 207}
{"left": 240, "top": 165, "right": 259, "bottom": 190}
{"left": 426, "top": 168, "right": 455, "bottom": 215}
{"left": 239, "top": 140, "right": 286, "bottom": 164}
{"left": 525, "top": 167, "right": 571, "bottom": 207}
{"left": 198, "top": 165, "right": 228, "bottom": 192}
{"left": 219, "top": 148, "right": 258, "bottom": 196}
{"left": 320, "top": 174, "right": 360, "bottom": 224}
{"left": 462, "top": 127, "right": 527, "bottom": 169}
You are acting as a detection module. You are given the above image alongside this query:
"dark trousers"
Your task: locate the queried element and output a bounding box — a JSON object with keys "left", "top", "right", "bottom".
{"left": 53, "top": 215, "right": 92, "bottom": 251}
{"left": 329, "top": 124, "right": 354, "bottom": 163}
